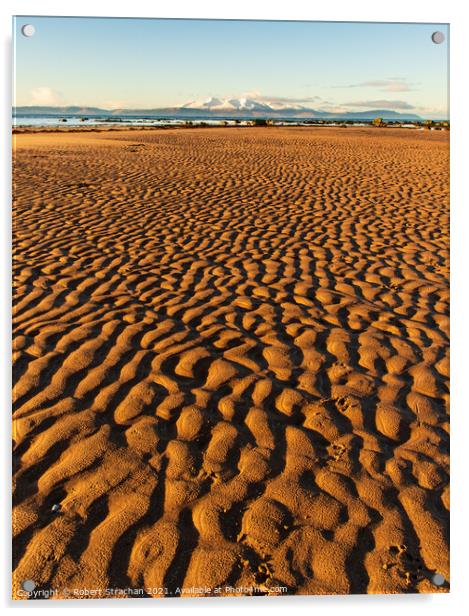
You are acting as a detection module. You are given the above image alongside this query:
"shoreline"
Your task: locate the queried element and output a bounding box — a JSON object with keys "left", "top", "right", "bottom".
{"left": 12, "top": 124, "right": 447, "bottom": 135}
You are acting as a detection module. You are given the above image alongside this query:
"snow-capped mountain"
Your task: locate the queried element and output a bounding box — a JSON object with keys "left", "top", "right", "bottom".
{"left": 175, "top": 97, "right": 422, "bottom": 119}
{"left": 182, "top": 97, "right": 307, "bottom": 112}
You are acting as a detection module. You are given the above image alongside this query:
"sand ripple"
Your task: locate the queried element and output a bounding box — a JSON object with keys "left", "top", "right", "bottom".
{"left": 13, "top": 127, "right": 449, "bottom": 597}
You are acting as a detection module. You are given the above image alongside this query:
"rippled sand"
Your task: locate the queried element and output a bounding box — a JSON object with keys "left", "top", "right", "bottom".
{"left": 13, "top": 127, "right": 449, "bottom": 598}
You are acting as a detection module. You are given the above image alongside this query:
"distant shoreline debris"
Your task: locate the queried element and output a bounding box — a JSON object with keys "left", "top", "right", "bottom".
{"left": 12, "top": 116, "right": 450, "bottom": 132}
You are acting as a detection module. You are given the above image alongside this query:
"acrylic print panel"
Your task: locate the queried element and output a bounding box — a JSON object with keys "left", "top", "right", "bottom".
{"left": 12, "top": 16, "right": 449, "bottom": 599}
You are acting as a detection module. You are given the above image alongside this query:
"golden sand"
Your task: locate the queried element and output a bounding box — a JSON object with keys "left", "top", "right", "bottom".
{"left": 12, "top": 127, "right": 449, "bottom": 597}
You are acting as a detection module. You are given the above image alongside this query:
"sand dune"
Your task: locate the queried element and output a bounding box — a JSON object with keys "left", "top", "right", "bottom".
{"left": 12, "top": 127, "right": 449, "bottom": 598}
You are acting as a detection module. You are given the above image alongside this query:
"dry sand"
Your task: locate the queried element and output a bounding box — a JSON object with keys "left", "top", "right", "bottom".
{"left": 12, "top": 127, "right": 449, "bottom": 598}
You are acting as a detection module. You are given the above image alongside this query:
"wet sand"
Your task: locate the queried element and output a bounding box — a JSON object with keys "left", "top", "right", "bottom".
{"left": 12, "top": 127, "right": 449, "bottom": 597}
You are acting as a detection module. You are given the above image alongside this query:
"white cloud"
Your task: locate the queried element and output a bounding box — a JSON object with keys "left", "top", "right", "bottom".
{"left": 29, "top": 87, "right": 64, "bottom": 106}
{"left": 255, "top": 95, "right": 322, "bottom": 104}
{"left": 413, "top": 105, "right": 448, "bottom": 119}
{"left": 340, "top": 78, "right": 416, "bottom": 93}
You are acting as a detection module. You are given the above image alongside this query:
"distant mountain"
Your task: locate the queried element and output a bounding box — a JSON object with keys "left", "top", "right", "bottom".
{"left": 13, "top": 100, "right": 422, "bottom": 121}
{"left": 13, "top": 106, "right": 109, "bottom": 115}
{"left": 181, "top": 96, "right": 309, "bottom": 112}
{"left": 331, "top": 109, "right": 422, "bottom": 121}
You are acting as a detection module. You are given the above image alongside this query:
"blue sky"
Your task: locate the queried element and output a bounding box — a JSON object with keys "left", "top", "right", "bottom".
{"left": 13, "top": 17, "right": 449, "bottom": 118}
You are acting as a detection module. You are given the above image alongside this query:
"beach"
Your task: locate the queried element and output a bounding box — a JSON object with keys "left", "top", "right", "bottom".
{"left": 12, "top": 126, "right": 449, "bottom": 597}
